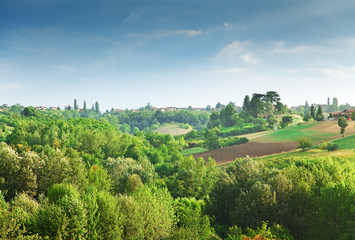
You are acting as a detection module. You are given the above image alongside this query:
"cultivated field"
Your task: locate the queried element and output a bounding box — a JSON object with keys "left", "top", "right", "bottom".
{"left": 194, "top": 142, "right": 298, "bottom": 165}
{"left": 194, "top": 120, "right": 355, "bottom": 164}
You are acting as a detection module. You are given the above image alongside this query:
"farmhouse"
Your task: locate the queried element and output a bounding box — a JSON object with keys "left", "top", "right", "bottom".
{"left": 331, "top": 109, "right": 355, "bottom": 118}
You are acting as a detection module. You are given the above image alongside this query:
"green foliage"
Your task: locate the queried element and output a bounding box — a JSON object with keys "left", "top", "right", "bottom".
{"left": 204, "top": 128, "right": 220, "bottom": 150}
{"left": 315, "top": 105, "right": 324, "bottom": 121}
{"left": 280, "top": 115, "right": 293, "bottom": 128}
{"left": 319, "top": 141, "right": 339, "bottom": 152}
{"left": 133, "top": 185, "right": 176, "bottom": 239}
{"left": 297, "top": 137, "right": 312, "bottom": 151}
{"left": 338, "top": 117, "right": 348, "bottom": 137}
{"left": 181, "top": 147, "right": 208, "bottom": 156}
{"left": 104, "top": 157, "right": 156, "bottom": 194}
{"left": 171, "top": 197, "right": 214, "bottom": 239}
{"left": 208, "top": 155, "right": 355, "bottom": 239}
{"left": 166, "top": 156, "right": 219, "bottom": 199}
{"left": 21, "top": 106, "right": 38, "bottom": 117}
{"left": 266, "top": 114, "right": 277, "bottom": 128}
{"left": 219, "top": 136, "right": 248, "bottom": 148}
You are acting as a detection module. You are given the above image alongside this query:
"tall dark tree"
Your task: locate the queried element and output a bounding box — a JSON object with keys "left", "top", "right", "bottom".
{"left": 83, "top": 101, "right": 87, "bottom": 111}
{"left": 310, "top": 104, "right": 315, "bottom": 120}
{"left": 220, "top": 104, "right": 237, "bottom": 127}
{"left": 95, "top": 101, "right": 100, "bottom": 114}
{"left": 21, "top": 106, "right": 37, "bottom": 117}
{"left": 248, "top": 94, "right": 265, "bottom": 117}
{"left": 315, "top": 105, "right": 324, "bottom": 121}
{"left": 264, "top": 91, "right": 280, "bottom": 103}
{"left": 242, "top": 95, "right": 251, "bottom": 112}
{"left": 74, "top": 99, "right": 78, "bottom": 110}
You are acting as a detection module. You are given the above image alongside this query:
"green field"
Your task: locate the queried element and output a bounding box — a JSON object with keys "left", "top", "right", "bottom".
{"left": 332, "top": 134, "right": 355, "bottom": 149}
{"left": 181, "top": 147, "right": 208, "bottom": 156}
{"left": 255, "top": 122, "right": 337, "bottom": 143}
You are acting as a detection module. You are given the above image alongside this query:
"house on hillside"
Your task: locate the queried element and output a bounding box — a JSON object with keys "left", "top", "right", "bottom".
{"left": 331, "top": 109, "right": 355, "bottom": 119}
{"left": 35, "top": 106, "right": 48, "bottom": 111}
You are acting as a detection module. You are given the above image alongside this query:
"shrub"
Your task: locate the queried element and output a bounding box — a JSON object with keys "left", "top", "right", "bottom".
{"left": 320, "top": 141, "right": 339, "bottom": 152}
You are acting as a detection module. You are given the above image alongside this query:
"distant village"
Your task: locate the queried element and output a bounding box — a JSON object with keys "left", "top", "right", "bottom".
{"left": 0, "top": 97, "right": 353, "bottom": 119}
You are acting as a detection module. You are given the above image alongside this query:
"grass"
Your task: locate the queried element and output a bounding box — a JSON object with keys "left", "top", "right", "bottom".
{"left": 331, "top": 134, "right": 355, "bottom": 149}
{"left": 258, "top": 122, "right": 337, "bottom": 143}
{"left": 220, "top": 148, "right": 355, "bottom": 168}
{"left": 182, "top": 147, "right": 208, "bottom": 156}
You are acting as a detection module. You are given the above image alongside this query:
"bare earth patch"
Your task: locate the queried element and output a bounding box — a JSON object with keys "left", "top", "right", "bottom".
{"left": 194, "top": 142, "right": 298, "bottom": 165}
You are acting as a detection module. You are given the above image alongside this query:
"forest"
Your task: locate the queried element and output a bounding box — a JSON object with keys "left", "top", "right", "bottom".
{"left": 0, "top": 93, "right": 354, "bottom": 240}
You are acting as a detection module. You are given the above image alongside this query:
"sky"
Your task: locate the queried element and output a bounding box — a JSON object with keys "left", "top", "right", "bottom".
{"left": 1, "top": 0, "right": 355, "bottom": 111}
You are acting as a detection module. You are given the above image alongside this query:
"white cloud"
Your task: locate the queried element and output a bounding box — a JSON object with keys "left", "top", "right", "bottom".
{"left": 242, "top": 53, "right": 258, "bottom": 64}
{"left": 270, "top": 41, "right": 315, "bottom": 54}
{"left": 220, "top": 41, "right": 250, "bottom": 56}
{"left": 127, "top": 29, "right": 202, "bottom": 39}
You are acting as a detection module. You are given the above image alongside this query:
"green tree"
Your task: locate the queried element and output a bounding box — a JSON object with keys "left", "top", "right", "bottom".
{"left": 249, "top": 94, "right": 265, "bottom": 117}
{"left": 21, "top": 106, "right": 38, "bottom": 117}
{"left": 315, "top": 105, "right": 324, "bottom": 121}
{"left": 242, "top": 95, "right": 251, "bottom": 112}
{"left": 338, "top": 117, "right": 348, "bottom": 137}
{"left": 95, "top": 101, "right": 100, "bottom": 114}
{"left": 264, "top": 91, "right": 280, "bottom": 104}
{"left": 204, "top": 128, "right": 220, "bottom": 150}
{"left": 83, "top": 100, "right": 87, "bottom": 111}
{"left": 310, "top": 104, "right": 315, "bottom": 120}
{"left": 351, "top": 111, "right": 355, "bottom": 120}
{"left": 133, "top": 185, "right": 176, "bottom": 239}
{"left": 74, "top": 99, "right": 78, "bottom": 110}
{"left": 280, "top": 116, "right": 293, "bottom": 128}
{"left": 297, "top": 137, "right": 312, "bottom": 151}
{"left": 220, "top": 104, "right": 238, "bottom": 127}
{"left": 266, "top": 115, "right": 277, "bottom": 129}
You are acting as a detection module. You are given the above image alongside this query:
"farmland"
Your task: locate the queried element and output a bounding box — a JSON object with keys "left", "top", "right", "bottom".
{"left": 194, "top": 120, "right": 355, "bottom": 164}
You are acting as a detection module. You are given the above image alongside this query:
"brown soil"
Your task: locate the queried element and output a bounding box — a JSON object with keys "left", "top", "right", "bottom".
{"left": 311, "top": 120, "right": 355, "bottom": 134}
{"left": 194, "top": 142, "right": 298, "bottom": 165}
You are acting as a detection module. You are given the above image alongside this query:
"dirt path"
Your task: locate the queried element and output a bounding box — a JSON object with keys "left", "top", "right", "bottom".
{"left": 194, "top": 142, "right": 298, "bottom": 165}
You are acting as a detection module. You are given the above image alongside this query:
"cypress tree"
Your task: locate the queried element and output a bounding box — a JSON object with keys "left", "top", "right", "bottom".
{"left": 83, "top": 101, "right": 87, "bottom": 111}
{"left": 74, "top": 99, "right": 78, "bottom": 110}
{"left": 95, "top": 101, "right": 100, "bottom": 114}
{"left": 310, "top": 104, "right": 315, "bottom": 120}
{"left": 316, "top": 105, "right": 324, "bottom": 121}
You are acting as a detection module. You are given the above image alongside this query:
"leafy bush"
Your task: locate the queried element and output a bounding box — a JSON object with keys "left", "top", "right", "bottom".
{"left": 219, "top": 137, "right": 248, "bottom": 147}
{"left": 320, "top": 141, "right": 339, "bottom": 152}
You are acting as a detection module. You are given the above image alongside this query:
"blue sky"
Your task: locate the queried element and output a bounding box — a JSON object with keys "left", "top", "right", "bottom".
{"left": 1, "top": 0, "right": 355, "bottom": 110}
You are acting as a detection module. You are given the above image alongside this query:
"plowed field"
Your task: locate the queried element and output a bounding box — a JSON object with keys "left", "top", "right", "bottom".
{"left": 194, "top": 142, "right": 298, "bottom": 165}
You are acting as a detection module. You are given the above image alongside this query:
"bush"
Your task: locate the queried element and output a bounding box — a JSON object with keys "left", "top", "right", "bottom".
{"left": 219, "top": 137, "right": 248, "bottom": 147}
{"left": 320, "top": 141, "right": 339, "bottom": 152}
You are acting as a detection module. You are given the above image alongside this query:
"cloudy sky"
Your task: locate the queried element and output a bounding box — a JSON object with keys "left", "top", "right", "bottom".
{"left": 1, "top": 0, "right": 355, "bottom": 110}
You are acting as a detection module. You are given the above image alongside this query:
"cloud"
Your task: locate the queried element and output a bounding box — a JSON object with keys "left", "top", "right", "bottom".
{"left": 127, "top": 29, "right": 202, "bottom": 40}
{"left": 270, "top": 41, "right": 315, "bottom": 54}
{"left": 219, "top": 41, "right": 250, "bottom": 56}
{"left": 242, "top": 53, "right": 258, "bottom": 64}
